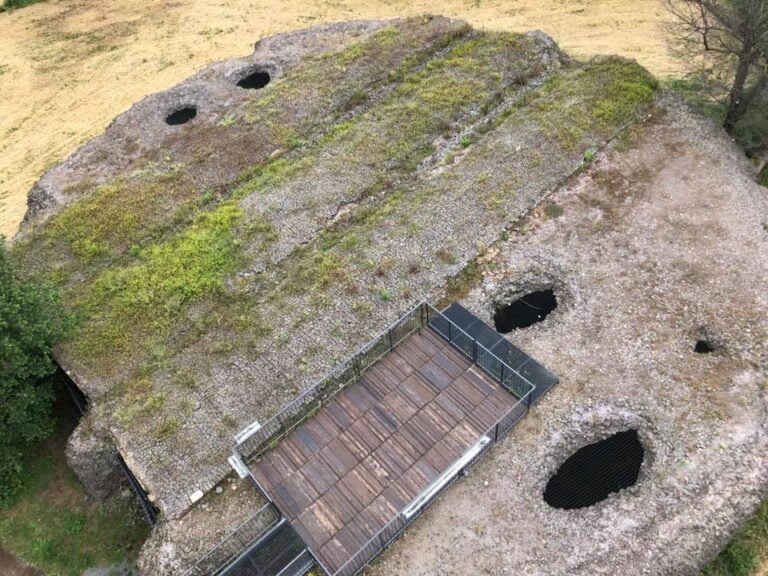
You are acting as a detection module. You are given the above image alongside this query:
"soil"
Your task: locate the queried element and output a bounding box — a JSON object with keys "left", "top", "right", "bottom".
{"left": 0, "top": 549, "right": 42, "bottom": 576}
{"left": 0, "top": 0, "right": 675, "bottom": 238}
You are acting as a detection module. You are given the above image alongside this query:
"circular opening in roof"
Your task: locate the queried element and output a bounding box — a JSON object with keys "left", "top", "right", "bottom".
{"left": 544, "top": 429, "right": 644, "bottom": 510}
{"left": 493, "top": 289, "right": 557, "bottom": 333}
{"left": 237, "top": 70, "right": 271, "bottom": 90}
{"left": 165, "top": 106, "right": 197, "bottom": 126}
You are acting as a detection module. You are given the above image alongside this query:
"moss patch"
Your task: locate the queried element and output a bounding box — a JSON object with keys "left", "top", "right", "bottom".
{"left": 702, "top": 500, "right": 768, "bottom": 576}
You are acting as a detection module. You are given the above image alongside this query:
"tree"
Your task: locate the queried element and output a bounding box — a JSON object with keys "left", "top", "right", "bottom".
{"left": 0, "top": 237, "right": 69, "bottom": 505}
{"left": 665, "top": 0, "right": 768, "bottom": 134}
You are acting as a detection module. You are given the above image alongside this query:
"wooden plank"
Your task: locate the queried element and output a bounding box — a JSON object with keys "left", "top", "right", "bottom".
{"left": 387, "top": 348, "right": 416, "bottom": 378}
{"left": 418, "top": 361, "right": 454, "bottom": 391}
{"left": 381, "top": 387, "right": 419, "bottom": 425}
{"left": 362, "top": 454, "right": 395, "bottom": 489}
{"left": 318, "top": 536, "right": 353, "bottom": 574}
{"left": 338, "top": 429, "right": 371, "bottom": 462}
{"left": 320, "top": 486, "right": 359, "bottom": 526}
{"left": 374, "top": 438, "right": 410, "bottom": 478}
{"left": 325, "top": 398, "right": 355, "bottom": 429}
{"left": 453, "top": 376, "right": 488, "bottom": 408}
{"left": 282, "top": 434, "right": 314, "bottom": 467}
{"left": 398, "top": 373, "right": 436, "bottom": 407}
{"left": 431, "top": 351, "right": 466, "bottom": 380}
{"left": 312, "top": 409, "right": 343, "bottom": 439}
{"left": 358, "top": 372, "right": 389, "bottom": 401}
{"left": 349, "top": 417, "right": 385, "bottom": 453}
{"left": 341, "top": 468, "right": 380, "bottom": 509}
{"left": 297, "top": 499, "right": 344, "bottom": 548}
{"left": 319, "top": 438, "right": 360, "bottom": 479}
{"left": 408, "top": 331, "right": 442, "bottom": 359}
{"left": 393, "top": 340, "right": 430, "bottom": 370}
{"left": 464, "top": 366, "right": 497, "bottom": 396}
{"left": 422, "top": 329, "right": 471, "bottom": 366}
{"left": 300, "top": 456, "right": 338, "bottom": 496}
{"left": 251, "top": 456, "right": 282, "bottom": 492}
{"left": 367, "top": 404, "right": 399, "bottom": 436}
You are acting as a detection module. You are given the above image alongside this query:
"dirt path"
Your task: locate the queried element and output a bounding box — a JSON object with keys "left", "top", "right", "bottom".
{"left": 0, "top": 548, "right": 42, "bottom": 576}
{"left": 0, "top": 0, "right": 675, "bottom": 238}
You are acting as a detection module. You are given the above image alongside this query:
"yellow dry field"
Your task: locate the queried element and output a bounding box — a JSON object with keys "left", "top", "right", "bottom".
{"left": 0, "top": 0, "right": 677, "bottom": 238}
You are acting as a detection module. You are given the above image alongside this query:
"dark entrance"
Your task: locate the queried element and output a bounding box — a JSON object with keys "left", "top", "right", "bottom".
{"left": 165, "top": 106, "right": 197, "bottom": 125}
{"left": 543, "top": 429, "right": 644, "bottom": 510}
{"left": 694, "top": 339, "right": 715, "bottom": 353}
{"left": 237, "top": 70, "right": 271, "bottom": 90}
{"left": 493, "top": 289, "right": 557, "bottom": 333}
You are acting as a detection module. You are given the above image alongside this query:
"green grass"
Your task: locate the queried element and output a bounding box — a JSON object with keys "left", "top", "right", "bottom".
{"left": 758, "top": 164, "right": 768, "bottom": 188}
{"left": 702, "top": 501, "right": 768, "bottom": 576}
{"left": 0, "top": 381, "right": 150, "bottom": 576}
{"left": 0, "top": 0, "right": 45, "bottom": 12}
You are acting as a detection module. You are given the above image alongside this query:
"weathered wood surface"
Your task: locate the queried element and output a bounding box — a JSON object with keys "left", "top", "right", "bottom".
{"left": 250, "top": 328, "right": 518, "bottom": 573}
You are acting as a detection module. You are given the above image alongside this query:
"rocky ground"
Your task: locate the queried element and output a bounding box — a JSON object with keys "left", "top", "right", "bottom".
{"left": 367, "top": 97, "right": 768, "bottom": 575}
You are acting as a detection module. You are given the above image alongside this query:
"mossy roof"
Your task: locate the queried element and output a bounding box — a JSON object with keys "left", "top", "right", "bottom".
{"left": 13, "top": 16, "right": 658, "bottom": 516}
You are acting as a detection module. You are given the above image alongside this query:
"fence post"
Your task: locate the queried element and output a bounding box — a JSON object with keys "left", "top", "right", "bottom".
{"left": 494, "top": 423, "right": 499, "bottom": 442}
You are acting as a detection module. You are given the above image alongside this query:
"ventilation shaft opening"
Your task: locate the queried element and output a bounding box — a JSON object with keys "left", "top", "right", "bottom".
{"left": 165, "top": 106, "right": 197, "bottom": 126}
{"left": 695, "top": 339, "right": 715, "bottom": 354}
{"left": 237, "top": 70, "right": 271, "bottom": 90}
{"left": 493, "top": 289, "right": 558, "bottom": 333}
{"left": 543, "top": 429, "right": 644, "bottom": 510}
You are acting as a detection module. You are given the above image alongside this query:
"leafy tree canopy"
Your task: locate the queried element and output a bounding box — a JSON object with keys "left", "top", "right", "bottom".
{"left": 0, "top": 237, "right": 69, "bottom": 505}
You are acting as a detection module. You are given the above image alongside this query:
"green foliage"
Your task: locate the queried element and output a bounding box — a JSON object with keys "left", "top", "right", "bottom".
{"left": 544, "top": 203, "right": 565, "bottom": 218}
{"left": 758, "top": 164, "right": 768, "bottom": 187}
{"left": 92, "top": 204, "right": 243, "bottom": 312}
{"left": 0, "top": 0, "right": 45, "bottom": 12}
{"left": 0, "top": 240, "right": 68, "bottom": 506}
{"left": 703, "top": 501, "right": 768, "bottom": 576}
{"left": 44, "top": 165, "right": 191, "bottom": 263}
{"left": 0, "top": 388, "right": 150, "bottom": 575}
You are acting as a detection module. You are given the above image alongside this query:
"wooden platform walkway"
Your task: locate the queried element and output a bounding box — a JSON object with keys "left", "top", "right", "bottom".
{"left": 250, "top": 327, "right": 519, "bottom": 574}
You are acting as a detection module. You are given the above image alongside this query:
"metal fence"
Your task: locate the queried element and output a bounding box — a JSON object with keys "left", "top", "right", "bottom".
{"left": 232, "top": 301, "right": 542, "bottom": 576}
{"left": 183, "top": 502, "right": 280, "bottom": 576}
{"left": 328, "top": 385, "right": 535, "bottom": 576}
{"left": 236, "top": 304, "right": 426, "bottom": 462}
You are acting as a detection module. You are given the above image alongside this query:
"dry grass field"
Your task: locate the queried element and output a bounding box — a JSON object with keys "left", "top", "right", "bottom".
{"left": 0, "top": 0, "right": 676, "bottom": 238}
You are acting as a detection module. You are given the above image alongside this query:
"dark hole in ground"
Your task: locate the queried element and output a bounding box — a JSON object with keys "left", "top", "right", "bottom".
{"left": 165, "top": 106, "right": 197, "bottom": 126}
{"left": 493, "top": 289, "right": 557, "bottom": 333}
{"left": 544, "top": 429, "right": 644, "bottom": 510}
{"left": 237, "top": 70, "right": 271, "bottom": 90}
{"left": 695, "top": 339, "right": 715, "bottom": 353}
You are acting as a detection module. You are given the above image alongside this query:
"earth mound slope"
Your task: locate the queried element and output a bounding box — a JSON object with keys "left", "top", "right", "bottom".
{"left": 13, "top": 16, "right": 659, "bottom": 518}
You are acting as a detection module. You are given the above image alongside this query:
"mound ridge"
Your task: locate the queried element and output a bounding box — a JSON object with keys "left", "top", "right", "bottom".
{"left": 12, "top": 16, "right": 658, "bottom": 518}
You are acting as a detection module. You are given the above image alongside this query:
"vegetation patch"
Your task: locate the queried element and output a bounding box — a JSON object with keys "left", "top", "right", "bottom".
{"left": 703, "top": 500, "right": 768, "bottom": 576}
{"left": 0, "top": 0, "right": 45, "bottom": 12}
{"left": 0, "top": 383, "right": 149, "bottom": 576}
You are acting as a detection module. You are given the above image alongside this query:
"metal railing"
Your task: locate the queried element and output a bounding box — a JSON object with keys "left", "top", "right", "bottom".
{"left": 330, "top": 386, "right": 535, "bottom": 576}
{"left": 183, "top": 502, "right": 280, "bottom": 576}
{"left": 236, "top": 303, "right": 427, "bottom": 462}
{"left": 423, "top": 303, "right": 536, "bottom": 402}
{"left": 231, "top": 301, "right": 542, "bottom": 576}
{"left": 235, "top": 302, "right": 537, "bottom": 464}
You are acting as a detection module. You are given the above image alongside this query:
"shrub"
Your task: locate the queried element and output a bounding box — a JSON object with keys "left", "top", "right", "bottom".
{"left": 0, "top": 238, "right": 69, "bottom": 506}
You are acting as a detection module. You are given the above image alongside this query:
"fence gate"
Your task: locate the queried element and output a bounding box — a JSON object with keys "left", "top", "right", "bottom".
{"left": 218, "top": 519, "right": 312, "bottom": 576}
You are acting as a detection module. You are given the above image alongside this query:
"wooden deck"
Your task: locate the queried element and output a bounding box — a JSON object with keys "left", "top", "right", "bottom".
{"left": 250, "top": 328, "right": 519, "bottom": 574}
